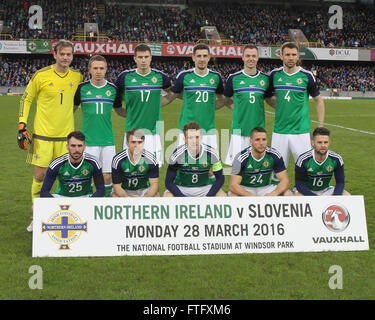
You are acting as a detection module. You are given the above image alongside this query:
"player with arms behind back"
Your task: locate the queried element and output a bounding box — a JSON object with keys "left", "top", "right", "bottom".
{"left": 114, "top": 44, "right": 171, "bottom": 166}
{"left": 267, "top": 42, "right": 325, "bottom": 182}
{"left": 18, "top": 40, "right": 83, "bottom": 231}
{"left": 295, "top": 127, "right": 350, "bottom": 196}
{"left": 74, "top": 55, "right": 126, "bottom": 197}
{"left": 162, "top": 44, "right": 225, "bottom": 149}
{"left": 219, "top": 44, "right": 274, "bottom": 165}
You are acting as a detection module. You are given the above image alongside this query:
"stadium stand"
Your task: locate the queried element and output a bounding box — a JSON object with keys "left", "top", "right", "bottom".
{"left": 0, "top": 0, "right": 374, "bottom": 47}
{"left": 0, "top": 1, "right": 374, "bottom": 93}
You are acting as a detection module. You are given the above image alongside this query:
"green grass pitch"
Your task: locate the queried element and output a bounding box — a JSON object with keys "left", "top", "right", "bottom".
{"left": 1, "top": 95, "right": 374, "bottom": 300}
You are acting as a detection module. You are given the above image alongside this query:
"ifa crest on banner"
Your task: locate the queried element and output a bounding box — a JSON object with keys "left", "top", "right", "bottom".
{"left": 41, "top": 205, "right": 87, "bottom": 250}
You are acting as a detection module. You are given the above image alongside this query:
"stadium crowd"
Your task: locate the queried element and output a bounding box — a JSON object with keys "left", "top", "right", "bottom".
{"left": 1, "top": 55, "right": 374, "bottom": 92}
{"left": 1, "top": 0, "right": 375, "bottom": 47}
{"left": 196, "top": 4, "right": 375, "bottom": 48}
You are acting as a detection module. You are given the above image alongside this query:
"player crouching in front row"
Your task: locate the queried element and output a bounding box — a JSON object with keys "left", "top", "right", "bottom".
{"left": 229, "top": 127, "right": 292, "bottom": 196}
{"left": 164, "top": 121, "right": 226, "bottom": 197}
{"left": 40, "top": 131, "right": 105, "bottom": 198}
{"left": 294, "top": 127, "right": 350, "bottom": 196}
{"left": 111, "top": 129, "right": 159, "bottom": 197}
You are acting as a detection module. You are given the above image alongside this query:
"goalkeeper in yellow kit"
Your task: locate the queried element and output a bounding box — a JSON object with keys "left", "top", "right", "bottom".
{"left": 18, "top": 40, "right": 83, "bottom": 231}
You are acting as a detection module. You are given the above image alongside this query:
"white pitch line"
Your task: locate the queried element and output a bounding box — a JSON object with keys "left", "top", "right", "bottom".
{"left": 265, "top": 110, "right": 375, "bottom": 135}
{"left": 311, "top": 120, "right": 375, "bottom": 135}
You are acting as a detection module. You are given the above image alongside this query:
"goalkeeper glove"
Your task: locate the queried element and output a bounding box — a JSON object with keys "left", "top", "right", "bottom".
{"left": 17, "top": 122, "right": 32, "bottom": 150}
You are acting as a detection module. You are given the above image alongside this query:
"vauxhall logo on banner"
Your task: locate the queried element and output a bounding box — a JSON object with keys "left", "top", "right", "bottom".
{"left": 41, "top": 205, "right": 87, "bottom": 250}
{"left": 312, "top": 204, "right": 365, "bottom": 245}
{"left": 322, "top": 204, "right": 350, "bottom": 232}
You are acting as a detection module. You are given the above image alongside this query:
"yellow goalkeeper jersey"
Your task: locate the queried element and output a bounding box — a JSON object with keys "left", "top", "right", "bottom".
{"left": 19, "top": 65, "right": 83, "bottom": 138}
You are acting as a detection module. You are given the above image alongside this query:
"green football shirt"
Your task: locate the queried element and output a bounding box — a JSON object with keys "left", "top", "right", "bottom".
{"left": 112, "top": 149, "right": 159, "bottom": 191}
{"left": 169, "top": 144, "right": 222, "bottom": 187}
{"left": 224, "top": 70, "right": 270, "bottom": 136}
{"left": 295, "top": 149, "right": 344, "bottom": 191}
{"left": 172, "top": 69, "right": 224, "bottom": 134}
{"left": 74, "top": 80, "right": 118, "bottom": 146}
{"left": 44, "top": 153, "right": 102, "bottom": 197}
{"left": 231, "top": 146, "right": 286, "bottom": 188}
{"left": 268, "top": 67, "right": 320, "bottom": 134}
{"left": 115, "top": 68, "right": 171, "bottom": 135}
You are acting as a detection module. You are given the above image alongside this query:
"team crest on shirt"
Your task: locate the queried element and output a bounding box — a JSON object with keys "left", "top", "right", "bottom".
{"left": 260, "top": 80, "right": 265, "bottom": 86}
{"left": 209, "top": 78, "right": 215, "bottom": 85}
{"left": 202, "top": 162, "right": 208, "bottom": 168}
{"left": 69, "top": 82, "right": 74, "bottom": 88}
{"left": 263, "top": 161, "right": 270, "bottom": 168}
{"left": 326, "top": 165, "right": 333, "bottom": 172}
{"left": 297, "top": 78, "right": 303, "bottom": 84}
{"left": 81, "top": 169, "right": 89, "bottom": 176}
{"left": 138, "top": 165, "right": 145, "bottom": 173}
{"left": 106, "top": 90, "right": 111, "bottom": 97}
{"left": 151, "top": 76, "right": 157, "bottom": 84}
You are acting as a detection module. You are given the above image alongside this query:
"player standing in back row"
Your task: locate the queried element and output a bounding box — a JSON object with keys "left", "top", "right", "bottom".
{"left": 267, "top": 42, "right": 325, "bottom": 182}
{"left": 74, "top": 55, "right": 126, "bottom": 197}
{"left": 114, "top": 44, "right": 171, "bottom": 166}
{"left": 162, "top": 44, "right": 225, "bottom": 149}
{"left": 218, "top": 44, "right": 274, "bottom": 165}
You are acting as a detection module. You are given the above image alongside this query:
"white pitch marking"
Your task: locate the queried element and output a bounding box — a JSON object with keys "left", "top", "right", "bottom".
{"left": 265, "top": 110, "right": 375, "bottom": 135}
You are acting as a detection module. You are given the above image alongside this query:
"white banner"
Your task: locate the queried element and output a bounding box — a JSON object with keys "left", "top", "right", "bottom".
{"left": 310, "top": 48, "right": 359, "bottom": 61}
{"left": 32, "top": 196, "right": 369, "bottom": 257}
{"left": 0, "top": 41, "right": 28, "bottom": 53}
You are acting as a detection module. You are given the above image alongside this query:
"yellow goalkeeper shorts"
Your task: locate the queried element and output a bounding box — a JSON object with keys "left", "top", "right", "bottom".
{"left": 27, "top": 135, "right": 67, "bottom": 167}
